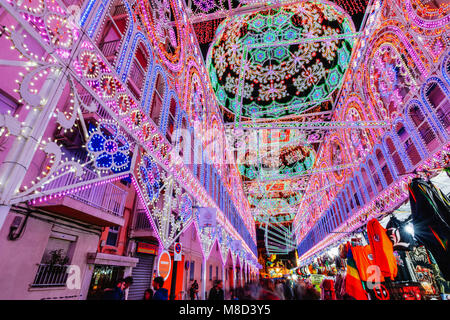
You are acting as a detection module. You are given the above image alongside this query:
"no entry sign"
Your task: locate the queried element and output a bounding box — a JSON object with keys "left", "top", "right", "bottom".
{"left": 157, "top": 250, "right": 172, "bottom": 281}
{"left": 174, "top": 242, "right": 182, "bottom": 261}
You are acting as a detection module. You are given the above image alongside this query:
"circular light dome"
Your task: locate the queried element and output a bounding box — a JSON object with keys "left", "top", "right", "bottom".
{"left": 207, "top": 1, "right": 356, "bottom": 120}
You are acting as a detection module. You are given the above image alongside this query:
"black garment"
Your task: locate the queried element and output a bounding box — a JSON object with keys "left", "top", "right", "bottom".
{"left": 153, "top": 287, "right": 168, "bottom": 300}
{"left": 208, "top": 287, "right": 224, "bottom": 300}
{"left": 386, "top": 216, "right": 415, "bottom": 251}
{"left": 283, "top": 281, "right": 294, "bottom": 300}
{"left": 190, "top": 282, "right": 199, "bottom": 300}
{"left": 409, "top": 178, "right": 450, "bottom": 280}
{"left": 102, "top": 287, "right": 124, "bottom": 300}
{"left": 143, "top": 289, "right": 154, "bottom": 300}
{"left": 394, "top": 251, "right": 413, "bottom": 282}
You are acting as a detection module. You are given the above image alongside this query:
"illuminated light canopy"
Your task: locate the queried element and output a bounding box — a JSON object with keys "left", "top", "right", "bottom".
{"left": 207, "top": 1, "right": 356, "bottom": 121}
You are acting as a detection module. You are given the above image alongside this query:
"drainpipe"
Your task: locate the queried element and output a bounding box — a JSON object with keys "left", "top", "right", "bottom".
{"left": 201, "top": 255, "right": 206, "bottom": 300}
{"left": 232, "top": 262, "right": 236, "bottom": 290}
{"left": 222, "top": 263, "right": 225, "bottom": 290}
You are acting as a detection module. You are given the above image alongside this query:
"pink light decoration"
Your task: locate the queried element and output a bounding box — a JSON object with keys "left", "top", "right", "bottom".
{"left": 130, "top": 175, "right": 164, "bottom": 248}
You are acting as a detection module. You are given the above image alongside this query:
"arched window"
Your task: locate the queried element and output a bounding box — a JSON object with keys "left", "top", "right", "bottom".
{"left": 347, "top": 186, "right": 355, "bottom": 212}
{"left": 361, "top": 167, "right": 374, "bottom": 199}
{"left": 176, "top": 116, "right": 193, "bottom": 168}
{"left": 368, "top": 159, "right": 383, "bottom": 193}
{"left": 354, "top": 174, "right": 366, "bottom": 204}
{"left": 97, "top": 0, "right": 129, "bottom": 65}
{"left": 333, "top": 204, "right": 339, "bottom": 230}
{"left": 408, "top": 103, "right": 440, "bottom": 152}
{"left": 149, "top": 73, "right": 165, "bottom": 126}
{"left": 165, "top": 98, "right": 177, "bottom": 144}
{"left": 351, "top": 180, "right": 361, "bottom": 209}
{"left": 444, "top": 56, "right": 450, "bottom": 85}
{"left": 208, "top": 165, "right": 213, "bottom": 197}
{"left": 395, "top": 122, "right": 421, "bottom": 166}
{"left": 190, "top": 132, "right": 195, "bottom": 172}
{"left": 341, "top": 193, "right": 349, "bottom": 222}
{"left": 331, "top": 206, "right": 338, "bottom": 229}
{"left": 385, "top": 136, "right": 406, "bottom": 176}
{"left": 376, "top": 148, "right": 394, "bottom": 186}
{"left": 196, "top": 143, "right": 203, "bottom": 181}
{"left": 424, "top": 82, "right": 450, "bottom": 134}
{"left": 127, "top": 42, "right": 150, "bottom": 100}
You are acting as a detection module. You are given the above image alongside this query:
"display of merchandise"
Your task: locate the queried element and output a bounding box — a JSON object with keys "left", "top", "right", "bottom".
{"left": 386, "top": 216, "right": 415, "bottom": 251}
{"left": 367, "top": 218, "right": 398, "bottom": 280}
{"left": 409, "top": 178, "right": 450, "bottom": 280}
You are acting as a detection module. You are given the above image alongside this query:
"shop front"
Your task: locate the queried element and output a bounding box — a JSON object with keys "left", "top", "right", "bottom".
{"left": 296, "top": 170, "right": 450, "bottom": 300}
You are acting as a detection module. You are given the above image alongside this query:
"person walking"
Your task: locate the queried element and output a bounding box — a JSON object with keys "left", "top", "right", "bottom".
{"left": 143, "top": 288, "right": 153, "bottom": 300}
{"left": 208, "top": 280, "right": 225, "bottom": 300}
{"left": 102, "top": 277, "right": 134, "bottom": 300}
{"left": 189, "top": 280, "right": 199, "bottom": 300}
{"left": 152, "top": 276, "right": 168, "bottom": 300}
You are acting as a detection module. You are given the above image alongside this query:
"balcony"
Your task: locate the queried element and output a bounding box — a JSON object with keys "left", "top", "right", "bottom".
{"left": 76, "top": 89, "right": 113, "bottom": 122}
{"left": 99, "top": 39, "right": 121, "bottom": 65}
{"left": 113, "top": 4, "right": 127, "bottom": 17}
{"left": 129, "top": 208, "right": 157, "bottom": 240}
{"left": 127, "top": 62, "right": 145, "bottom": 101}
{"left": 31, "top": 264, "right": 69, "bottom": 288}
{"left": 35, "top": 168, "right": 128, "bottom": 227}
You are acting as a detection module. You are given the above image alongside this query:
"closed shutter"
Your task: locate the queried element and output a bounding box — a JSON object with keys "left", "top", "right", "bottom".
{"left": 127, "top": 253, "right": 155, "bottom": 300}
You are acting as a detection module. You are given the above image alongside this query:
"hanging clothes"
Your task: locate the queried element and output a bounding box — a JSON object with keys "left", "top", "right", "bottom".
{"left": 409, "top": 177, "right": 450, "bottom": 281}
{"left": 334, "top": 272, "right": 346, "bottom": 300}
{"left": 345, "top": 243, "right": 368, "bottom": 300}
{"left": 394, "top": 251, "right": 414, "bottom": 282}
{"left": 367, "top": 218, "right": 398, "bottom": 280}
{"left": 320, "top": 278, "right": 336, "bottom": 300}
{"left": 386, "top": 216, "right": 415, "bottom": 251}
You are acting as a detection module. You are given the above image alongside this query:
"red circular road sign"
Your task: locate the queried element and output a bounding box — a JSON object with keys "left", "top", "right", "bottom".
{"left": 175, "top": 242, "right": 182, "bottom": 254}
{"left": 157, "top": 250, "right": 172, "bottom": 281}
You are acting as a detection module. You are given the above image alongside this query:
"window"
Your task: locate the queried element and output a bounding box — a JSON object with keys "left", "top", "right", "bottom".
{"left": 376, "top": 149, "right": 394, "bottom": 186}
{"left": 386, "top": 137, "right": 406, "bottom": 175}
{"left": 106, "top": 226, "right": 120, "bottom": 246}
{"left": 189, "top": 261, "right": 195, "bottom": 281}
{"left": 351, "top": 180, "right": 361, "bottom": 208}
{"left": 176, "top": 117, "right": 187, "bottom": 158}
{"left": 347, "top": 186, "right": 354, "bottom": 211}
{"left": 166, "top": 99, "right": 177, "bottom": 144}
{"left": 425, "top": 82, "right": 450, "bottom": 134}
{"left": 408, "top": 103, "right": 439, "bottom": 152}
{"left": 0, "top": 90, "right": 19, "bottom": 115}
{"left": 354, "top": 174, "right": 367, "bottom": 204}
{"left": 127, "top": 43, "right": 150, "bottom": 100}
{"left": 32, "top": 232, "right": 76, "bottom": 287}
{"left": 396, "top": 123, "right": 421, "bottom": 166}
{"left": 361, "top": 167, "right": 374, "bottom": 199}
{"left": 368, "top": 160, "right": 383, "bottom": 193}
{"left": 150, "top": 74, "right": 165, "bottom": 126}
{"left": 97, "top": 1, "right": 129, "bottom": 65}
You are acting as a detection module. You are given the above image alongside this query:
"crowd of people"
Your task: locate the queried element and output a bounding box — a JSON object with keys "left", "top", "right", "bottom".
{"left": 102, "top": 276, "right": 322, "bottom": 300}
{"left": 226, "top": 278, "right": 321, "bottom": 300}
{"left": 187, "top": 278, "right": 321, "bottom": 300}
